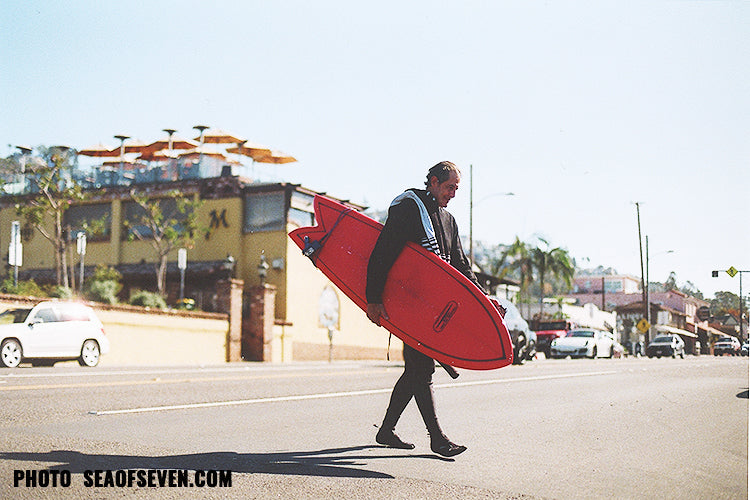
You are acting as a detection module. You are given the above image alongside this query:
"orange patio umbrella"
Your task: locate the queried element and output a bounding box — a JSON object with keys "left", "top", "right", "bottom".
{"left": 253, "top": 150, "right": 297, "bottom": 164}
{"left": 78, "top": 144, "right": 119, "bottom": 157}
{"left": 226, "top": 140, "right": 272, "bottom": 159}
{"left": 142, "top": 137, "right": 199, "bottom": 156}
{"left": 196, "top": 129, "right": 246, "bottom": 144}
{"left": 122, "top": 139, "right": 149, "bottom": 154}
{"left": 178, "top": 146, "right": 227, "bottom": 160}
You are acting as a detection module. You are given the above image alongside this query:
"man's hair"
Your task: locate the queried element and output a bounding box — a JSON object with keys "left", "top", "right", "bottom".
{"left": 425, "top": 161, "right": 460, "bottom": 187}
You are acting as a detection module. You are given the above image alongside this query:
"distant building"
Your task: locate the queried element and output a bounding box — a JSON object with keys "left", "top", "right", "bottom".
{"left": 573, "top": 274, "right": 642, "bottom": 295}
{"left": 568, "top": 272, "right": 717, "bottom": 354}
{"left": 566, "top": 274, "right": 643, "bottom": 312}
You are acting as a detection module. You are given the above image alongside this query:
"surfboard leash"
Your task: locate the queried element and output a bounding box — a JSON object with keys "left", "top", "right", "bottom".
{"left": 301, "top": 208, "right": 352, "bottom": 262}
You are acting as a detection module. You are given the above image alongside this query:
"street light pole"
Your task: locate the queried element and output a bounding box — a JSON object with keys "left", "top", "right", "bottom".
{"left": 193, "top": 125, "right": 209, "bottom": 172}
{"left": 634, "top": 202, "right": 647, "bottom": 328}
{"left": 741, "top": 272, "right": 745, "bottom": 342}
{"left": 645, "top": 235, "right": 650, "bottom": 339}
{"left": 468, "top": 165, "right": 514, "bottom": 267}
{"left": 469, "top": 164, "right": 473, "bottom": 266}
{"left": 742, "top": 272, "right": 746, "bottom": 342}
{"left": 114, "top": 134, "right": 129, "bottom": 185}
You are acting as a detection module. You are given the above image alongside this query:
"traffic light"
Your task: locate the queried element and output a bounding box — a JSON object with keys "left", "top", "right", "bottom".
{"left": 712, "top": 271, "right": 719, "bottom": 278}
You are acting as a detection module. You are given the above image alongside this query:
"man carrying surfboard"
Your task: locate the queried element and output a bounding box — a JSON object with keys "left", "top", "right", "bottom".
{"left": 366, "top": 161, "right": 497, "bottom": 458}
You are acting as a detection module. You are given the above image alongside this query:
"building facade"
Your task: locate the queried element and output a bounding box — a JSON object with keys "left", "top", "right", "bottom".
{"left": 0, "top": 173, "right": 397, "bottom": 362}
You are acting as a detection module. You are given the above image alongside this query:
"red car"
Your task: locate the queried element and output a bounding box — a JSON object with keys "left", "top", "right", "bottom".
{"left": 532, "top": 320, "right": 571, "bottom": 358}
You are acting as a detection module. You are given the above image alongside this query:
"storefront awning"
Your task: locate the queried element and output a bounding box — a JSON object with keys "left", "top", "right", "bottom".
{"left": 655, "top": 325, "right": 698, "bottom": 338}
{"left": 697, "top": 323, "right": 730, "bottom": 338}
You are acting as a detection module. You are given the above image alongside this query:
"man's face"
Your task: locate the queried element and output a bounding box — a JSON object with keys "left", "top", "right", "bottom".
{"left": 428, "top": 171, "right": 460, "bottom": 208}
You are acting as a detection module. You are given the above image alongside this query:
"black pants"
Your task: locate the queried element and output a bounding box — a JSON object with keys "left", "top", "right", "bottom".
{"left": 381, "top": 344, "right": 443, "bottom": 438}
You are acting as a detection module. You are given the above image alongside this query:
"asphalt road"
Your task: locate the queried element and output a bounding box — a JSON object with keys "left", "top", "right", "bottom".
{"left": 1, "top": 355, "right": 747, "bottom": 499}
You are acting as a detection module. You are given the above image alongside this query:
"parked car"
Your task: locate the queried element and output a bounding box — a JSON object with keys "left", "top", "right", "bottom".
{"left": 713, "top": 336, "right": 741, "bottom": 356}
{"left": 742, "top": 341, "right": 749, "bottom": 357}
{"left": 549, "top": 328, "right": 615, "bottom": 359}
{"left": 646, "top": 334, "right": 685, "bottom": 359}
{"left": 0, "top": 301, "right": 109, "bottom": 368}
{"left": 531, "top": 319, "right": 571, "bottom": 358}
{"left": 491, "top": 296, "right": 536, "bottom": 364}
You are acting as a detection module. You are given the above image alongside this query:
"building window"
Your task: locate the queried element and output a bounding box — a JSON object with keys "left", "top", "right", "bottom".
{"left": 64, "top": 203, "right": 112, "bottom": 241}
{"left": 288, "top": 207, "right": 313, "bottom": 227}
{"left": 244, "top": 192, "right": 285, "bottom": 232}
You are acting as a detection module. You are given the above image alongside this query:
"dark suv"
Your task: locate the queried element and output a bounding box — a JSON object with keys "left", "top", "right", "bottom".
{"left": 492, "top": 297, "right": 536, "bottom": 365}
{"left": 646, "top": 334, "right": 685, "bottom": 358}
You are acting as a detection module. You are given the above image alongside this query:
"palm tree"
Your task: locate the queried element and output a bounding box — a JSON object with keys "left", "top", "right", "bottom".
{"left": 530, "top": 238, "right": 575, "bottom": 316}
{"left": 500, "top": 237, "right": 534, "bottom": 317}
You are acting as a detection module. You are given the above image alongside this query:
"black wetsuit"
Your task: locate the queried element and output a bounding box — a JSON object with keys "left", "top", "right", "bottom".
{"left": 366, "top": 188, "right": 483, "bottom": 442}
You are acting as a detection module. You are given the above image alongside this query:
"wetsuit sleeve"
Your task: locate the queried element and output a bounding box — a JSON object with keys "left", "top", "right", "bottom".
{"left": 448, "top": 216, "right": 487, "bottom": 293}
{"left": 366, "top": 200, "right": 421, "bottom": 303}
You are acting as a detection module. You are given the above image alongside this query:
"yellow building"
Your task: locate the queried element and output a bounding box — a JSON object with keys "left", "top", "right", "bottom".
{"left": 0, "top": 172, "right": 398, "bottom": 362}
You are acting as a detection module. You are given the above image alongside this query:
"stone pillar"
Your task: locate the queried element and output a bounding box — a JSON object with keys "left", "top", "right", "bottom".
{"left": 216, "top": 278, "right": 244, "bottom": 362}
{"left": 243, "top": 284, "right": 277, "bottom": 361}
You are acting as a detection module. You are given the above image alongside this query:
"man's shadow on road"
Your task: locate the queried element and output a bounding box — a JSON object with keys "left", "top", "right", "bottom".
{"left": 1, "top": 446, "right": 450, "bottom": 479}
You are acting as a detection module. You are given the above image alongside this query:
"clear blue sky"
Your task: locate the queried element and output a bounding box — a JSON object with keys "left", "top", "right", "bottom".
{"left": 2, "top": 1, "right": 748, "bottom": 299}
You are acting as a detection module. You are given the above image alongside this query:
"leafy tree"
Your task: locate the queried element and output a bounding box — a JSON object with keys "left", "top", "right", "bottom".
{"left": 679, "top": 280, "right": 703, "bottom": 300}
{"left": 14, "top": 146, "right": 84, "bottom": 287}
{"left": 122, "top": 188, "right": 202, "bottom": 297}
{"left": 664, "top": 271, "right": 678, "bottom": 291}
{"left": 662, "top": 272, "right": 704, "bottom": 299}
{"left": 710, "top": 291, "right": 741, "bottom": 317}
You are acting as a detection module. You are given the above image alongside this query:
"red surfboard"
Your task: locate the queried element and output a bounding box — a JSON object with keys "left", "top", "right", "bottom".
{"left": 289, "top": 195, "right": 513, "bottom": 370}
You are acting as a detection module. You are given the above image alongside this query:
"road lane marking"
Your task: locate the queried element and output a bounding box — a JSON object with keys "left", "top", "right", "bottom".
{"left": 437, "top": 370, "right": 617, "bottom": 389}
{"left": 0, "top": 363, "right": 367, "bottom": 379}
{"left": 0, "top": 369, "right": 380, "bottom": 392}
{"left": 90, "top": 370, "right": 617, "bottom": 416}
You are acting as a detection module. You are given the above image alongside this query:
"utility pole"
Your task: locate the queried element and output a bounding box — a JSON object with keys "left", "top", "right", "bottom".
{"left": 469, "top": 164, "right": 473, "bottom": 267}
{"left": 635, "top": 202, "right": 647, "bottom": 327}
{"left": 713, "top": 267, "right": 748, "bottom": 342}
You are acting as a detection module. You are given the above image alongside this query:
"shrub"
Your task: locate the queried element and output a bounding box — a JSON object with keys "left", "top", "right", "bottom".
{"left": 90, "top": 265, "right": 122, "bottom": 283}
{"left": 84, "top": 265, "right": 122, "bottom": 304}
{"left": 86, "top": 280, "right": 120, "bottom": 304}
{"left": 1, "top": 278, "right": 46, "bottom": 297}
{"left": 47, "top": 285, "right": 73, "bottom": 299}
{"left": 129, "top": 290, "right": 167, "bottom": 309}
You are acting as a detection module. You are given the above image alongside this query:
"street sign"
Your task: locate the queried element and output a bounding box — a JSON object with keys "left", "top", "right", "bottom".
{"left": 637, "top": 318, "right": 650, "bottom": 334}
{"left": 9, "top": 221, "right": 22, "bottom": 267}
{"left": 76, "top": 232, "right": 87, "bottom": 256}
{"left": 178, "top": 248, "right": 187, "bottom": 270}
{"left": 726, "top": 266, "right": 738, "bottom": 278}
{"left": 697, "top": 306, "right": 711, "bottom": 321}
{"left": 8, "top": 242, "right": 22, "bottom": 266}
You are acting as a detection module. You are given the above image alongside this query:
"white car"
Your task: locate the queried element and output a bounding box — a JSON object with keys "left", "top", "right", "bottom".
{"left": 549, "top": 328, "right": 615, "bottom": 359}
{"left": 0, "top": 301, "right": 109, "bottom": 368}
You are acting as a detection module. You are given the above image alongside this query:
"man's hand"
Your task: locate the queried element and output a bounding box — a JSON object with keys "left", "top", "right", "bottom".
{"left": 367, "top": 303, "right": 389, "bottom": 326}
{"left": 490, "top": 298, "right": 506, "bottom": 318}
